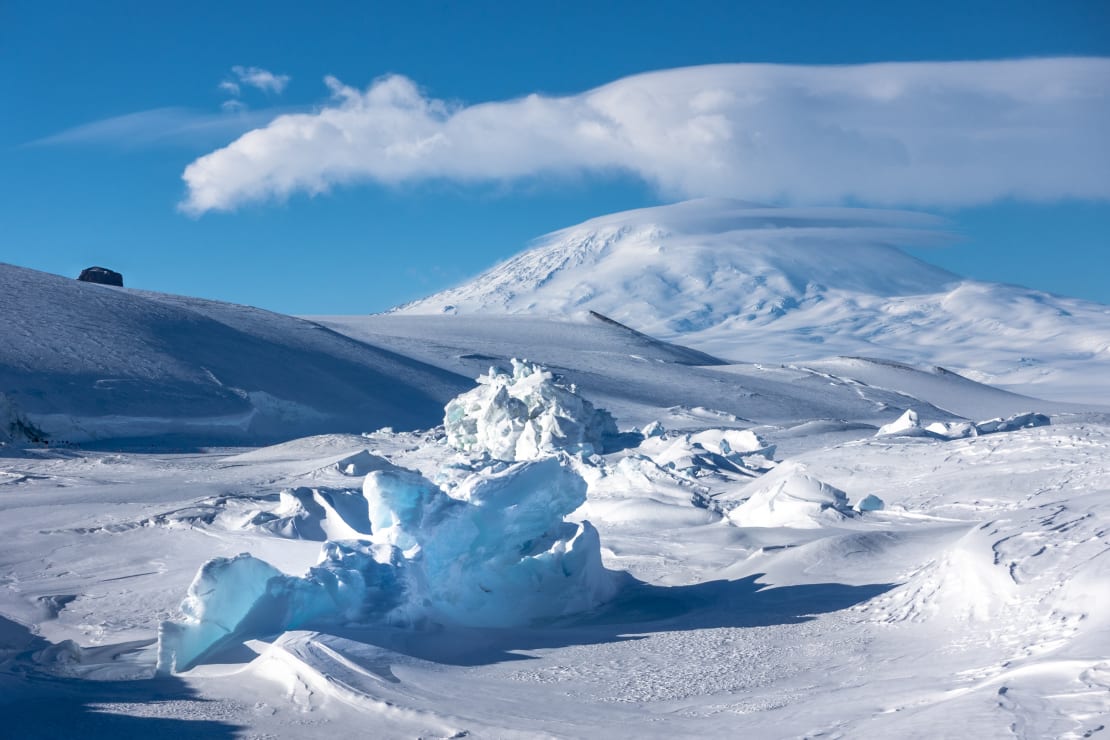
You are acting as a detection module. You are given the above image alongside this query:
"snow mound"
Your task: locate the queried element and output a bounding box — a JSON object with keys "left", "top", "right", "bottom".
{"left": 444, "top": 359, "right": 618, "bottom": 460}
{"left": 245, "top": 486, "right": 374, "bottom": 541}
{"left": 158, "top": 456, "right": 615, "bottom": 672}
{"left": 728, "top": 462, "right": 854, "bottom": 529}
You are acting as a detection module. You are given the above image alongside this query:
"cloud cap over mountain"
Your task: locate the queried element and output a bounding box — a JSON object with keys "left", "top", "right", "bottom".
{"left": 181, "top": 58, "right": 1110, "bottom": 214}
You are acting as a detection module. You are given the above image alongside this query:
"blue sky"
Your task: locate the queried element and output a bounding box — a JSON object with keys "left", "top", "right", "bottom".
{"left": 2, "top": 0, "right": 1108, "bottom": 314}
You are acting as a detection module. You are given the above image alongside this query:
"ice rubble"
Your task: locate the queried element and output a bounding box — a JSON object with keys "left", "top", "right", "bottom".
{"left": 444, "top": 359, "right": 618, "bottom": 460}
{"left": 636, "top": 427, "right": 776, "bottom": 478}
{"left": 159, "top": 364, "right": 626, "bottom": 673}
{"left": 877, "top": 409, "right": 1050, "bottom": 440}
{"left": 158, "top": 359, "right": 826, "bottom": 672}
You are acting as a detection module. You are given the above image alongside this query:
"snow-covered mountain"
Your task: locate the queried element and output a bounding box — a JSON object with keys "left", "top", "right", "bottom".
{"left": 0, "top": 262, "right": 469, "bottom": 443}
{"left": 397, "top": 199, "right": 1110, "bottom": 402}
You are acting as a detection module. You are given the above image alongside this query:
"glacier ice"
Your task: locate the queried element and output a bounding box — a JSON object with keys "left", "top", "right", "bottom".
{"left": 158, "top": 456, "right": 616, "bottom": 672}
{"left": 444, "top": 359, "right": 618, "bottom": 460}
{"left": 854, "top": 494, "right": 885, "bottom": 513}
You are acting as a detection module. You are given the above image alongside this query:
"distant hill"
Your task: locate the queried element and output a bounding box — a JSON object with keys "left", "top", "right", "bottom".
{"left": 0, "top": 263, "right": 469, "bottom": 444}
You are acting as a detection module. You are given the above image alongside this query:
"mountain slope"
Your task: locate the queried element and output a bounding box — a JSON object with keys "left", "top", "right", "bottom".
{"left": 396, "top": 199, "right": 1110, "bottom": 402}
{"left": 0, "top": 263, "right": 470, "bottom": 443}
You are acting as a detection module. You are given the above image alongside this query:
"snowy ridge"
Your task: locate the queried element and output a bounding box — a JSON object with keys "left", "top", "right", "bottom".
{"left": 397, "top": 199, "right": 1110, "bottom": 402}
{"left": 0, "top": 262, "right": 469, "bottom": 443}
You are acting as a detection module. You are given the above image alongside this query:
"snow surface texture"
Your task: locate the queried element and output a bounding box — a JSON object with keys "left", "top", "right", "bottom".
{"left": 157, "top": 367, "right": 618, "bottom": 673}
{"left": 0, "top": 262, "right": 468, "bottom": 444}
{"left": 396, "top": 198, "right": 1110, "bottom": 403}
{"left": 3, "top": 392, "right": 1108, "bottom": 736}
{"left": 444, "top": 358, "right": 618, "bottom": 460}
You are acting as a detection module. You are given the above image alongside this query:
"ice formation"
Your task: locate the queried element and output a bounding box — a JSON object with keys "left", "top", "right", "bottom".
{"left": 158, "top": 457, "right": 615, "bottom": 672}
{"left": 728, "top": 462, "right": 854, "bottom": 529}
{"left": 637, "top": 427, "right": 776, "bottom": 478}
{"left": 444, "top": 359, "right": 618, "bottom": 460}
{"left": 974, "top": 411, "right": 1050, "bottom": 434}
{"left": 854, "top": 494, "right": 885, "bottom": 513}
{"left": 879, "top": 409, "right": 1050, "bottom": 440}
{"left": 875, "top": 409, "right": 927, "bottom": 437}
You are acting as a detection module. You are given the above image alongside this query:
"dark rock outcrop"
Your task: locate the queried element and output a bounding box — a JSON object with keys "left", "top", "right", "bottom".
{"left": 77, "top": 266, "right": 123, "bottom": 287}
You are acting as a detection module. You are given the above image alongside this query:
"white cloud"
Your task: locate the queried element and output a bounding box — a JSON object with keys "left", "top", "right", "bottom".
{"left": 31, "top": 107, "right": 284, "bottom": 149}
{"left": 218, "top": 80, "right": 241, "bottom": 97}
{"left": 180, "top": 58, "right": 1110, "bottom": 215}
{"left": 231, "top": 65, "right": 290, "bottom": 95}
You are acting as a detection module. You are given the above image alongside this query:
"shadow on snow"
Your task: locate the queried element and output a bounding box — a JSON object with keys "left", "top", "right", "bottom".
{"left": 242, "top": 574, "right": 895, "bottom": 669}
{"left": 0, "top": 616, "right": 243, "bottom": 739}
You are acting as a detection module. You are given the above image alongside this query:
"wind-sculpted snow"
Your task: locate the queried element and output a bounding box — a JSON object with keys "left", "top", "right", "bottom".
{"left": 444, "top": 359, "right": 618, "bottom": 460}
{"left": 158, "top": 455, "right": 616, "bottom": 672}
{"left": 727, "top": 462, "right": 856, "bottom": 529}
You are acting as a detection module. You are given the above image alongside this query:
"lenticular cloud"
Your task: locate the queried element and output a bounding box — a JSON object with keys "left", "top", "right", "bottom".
{"left": 181, "top": 58, "right": 1110, "bottom": 214}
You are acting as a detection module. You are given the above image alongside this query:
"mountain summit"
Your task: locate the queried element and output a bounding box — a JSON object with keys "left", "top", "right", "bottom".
{"left": 396, "top": 199, "right": 1110, "bottom": 401}
{"left": 396, "top": 198, "right": 957, "bottom": 332}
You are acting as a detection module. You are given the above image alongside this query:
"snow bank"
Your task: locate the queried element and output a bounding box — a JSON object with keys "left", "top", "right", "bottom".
{"left": 728, "top": 462, "right": 854, "bottom": 529}
{"left": 159, "top": 456, "right": 615, "bottom": 672}
{"left": 444, "top": 359, "right": 618, "bottom": 460}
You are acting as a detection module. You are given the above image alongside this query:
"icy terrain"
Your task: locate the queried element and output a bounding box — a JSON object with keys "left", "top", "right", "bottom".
{"left": 397, "top": 198, "right": 1110, "bottom": 403}
{"left": 2, "top": 199, "right": 1109, "bottom": 738}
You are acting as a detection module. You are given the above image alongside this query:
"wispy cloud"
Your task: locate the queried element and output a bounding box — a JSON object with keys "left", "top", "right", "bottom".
{"left": 181, "top": 58, "right": 1110, "bottom": 215}
{"left": 30, "top": 107, "right": 285, "bottom": 149}
{"left": 230, "top": 65, "right": 290, "bottom": 95}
